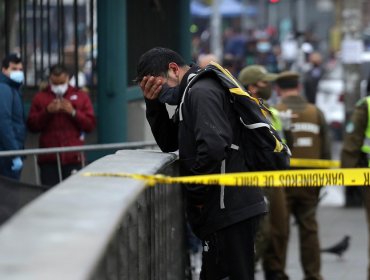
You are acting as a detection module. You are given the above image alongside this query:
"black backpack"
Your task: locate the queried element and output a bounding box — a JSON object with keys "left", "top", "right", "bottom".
{"left": 180, "top": 61, "right": 291, "bottom": 171}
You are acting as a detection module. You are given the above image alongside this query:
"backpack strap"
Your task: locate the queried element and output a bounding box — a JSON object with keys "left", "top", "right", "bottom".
{"left": 179, "top": 73, "right": 198, "bottom": 122}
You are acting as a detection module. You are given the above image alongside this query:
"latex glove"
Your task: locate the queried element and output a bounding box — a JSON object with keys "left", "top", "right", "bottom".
{"left": 11, "top": 156, "right": 23, "bottom": 171}
{"left": 278, "top": 109, "right": 294, "bottom": 130}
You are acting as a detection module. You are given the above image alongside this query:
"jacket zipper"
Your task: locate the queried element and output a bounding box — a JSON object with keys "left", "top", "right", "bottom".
{"left": 220, "top": 160, "right": 226, "bottom": 209}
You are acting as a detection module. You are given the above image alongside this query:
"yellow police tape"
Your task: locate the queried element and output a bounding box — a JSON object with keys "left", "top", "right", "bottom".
{"left": 84, "top": 168, "right": 370, "bottom": 188}
{"left": 290, "top": 158, "right": 340, "bottom": 169}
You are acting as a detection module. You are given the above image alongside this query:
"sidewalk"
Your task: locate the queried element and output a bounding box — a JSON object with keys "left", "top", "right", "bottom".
{"left": 256, "top": 202, "right": 368, "bottom": 280}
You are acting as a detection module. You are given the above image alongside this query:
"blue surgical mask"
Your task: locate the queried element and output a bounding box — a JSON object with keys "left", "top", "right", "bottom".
{"left": 257, "top": 42, "right": 271, "bottom": 53}
{"left": 158, "top": 84, "right": 182, "bottom": 105}
{"left": 9, "top": 70, "right": 24, "bottom": 84}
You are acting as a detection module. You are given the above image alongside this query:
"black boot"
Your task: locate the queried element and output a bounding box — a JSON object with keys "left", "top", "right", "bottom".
{"left": 264, "top": 270, "right": 289, "bottom": 280}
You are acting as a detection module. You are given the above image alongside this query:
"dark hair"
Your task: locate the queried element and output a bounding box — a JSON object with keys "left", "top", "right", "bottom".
{"left": 49, "top": 64, "right": 69, "bottom": 77}
{"left": 2, "top": 53, "right": 22, "bottom": 69}
{"left": 135, "top": 47, "right": 186, "bottom": 83}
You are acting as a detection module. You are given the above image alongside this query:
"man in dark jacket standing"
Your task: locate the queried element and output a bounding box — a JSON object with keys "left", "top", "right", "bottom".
{"left": 136, "top": 47, "right": 267, "bottom": 280}
{"left": 27, "top": 64, "right": 96, "bottom": 187}
{"left": 0, "top": 54, "right": 26, "bottom": 180}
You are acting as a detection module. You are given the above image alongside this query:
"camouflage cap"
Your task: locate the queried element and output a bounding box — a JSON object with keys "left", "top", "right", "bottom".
{"left": 238, "top": 65, "right": 277, "bottom": 85}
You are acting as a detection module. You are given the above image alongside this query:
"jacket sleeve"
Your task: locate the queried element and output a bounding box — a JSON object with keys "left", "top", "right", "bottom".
{"left": 318, "top": 108, "right": 331, "bottom": 160}
{"left": 341, "top": 102, "right": 368, "bottom": 167}
{"left": 27, "top": 93, "right": 51, "bottom": 132}
{"left": 0, "top": 84, "right": 19, "bottom": 150}
{"left": 145, "top": 98, "right": 178, "bottom": 152}
{"left": 187, "top": 83, "right": 232, "bottom": 175}
{"left": 73, "top": 93, "right": 96, "bottom": 132}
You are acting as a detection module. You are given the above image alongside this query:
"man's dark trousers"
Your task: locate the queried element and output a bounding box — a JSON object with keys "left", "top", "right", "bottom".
{"left": 200, "top": 215, "right": 261, "bottom": 280}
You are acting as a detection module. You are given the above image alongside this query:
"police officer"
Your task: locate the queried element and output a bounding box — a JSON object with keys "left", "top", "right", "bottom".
{"left": 275, "top": 71, "right": 331, "bottom": 280}
{"left": 341, "top": 96, "right": 370, "bottom": 279}
{"left": 238, "top": 65, "right": 290, "bottom": 280}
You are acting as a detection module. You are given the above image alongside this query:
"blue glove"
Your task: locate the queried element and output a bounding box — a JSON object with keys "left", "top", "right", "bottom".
{"left": 11, "top": 157, "right": 23, "bottom": 171}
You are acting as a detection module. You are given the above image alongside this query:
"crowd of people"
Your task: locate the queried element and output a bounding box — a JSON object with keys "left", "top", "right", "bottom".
{"left": 0, "top": 53, "right": 96, "bottom": 188}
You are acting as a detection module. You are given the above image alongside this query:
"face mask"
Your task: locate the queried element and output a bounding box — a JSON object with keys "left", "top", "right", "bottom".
{"left": 51, "top": 83, "right": 68, "bottom": 96}
{"left": 257, "top": 84, "right": 272, "bottom": 100}
{"left": 9, "top": 70, "right": 24, "bottom": 84}
{"left": 257, "top": 42, "right": 271, "bottom": 53}
{"left": 158, "top": 84, "right": 182, "bottom": 105}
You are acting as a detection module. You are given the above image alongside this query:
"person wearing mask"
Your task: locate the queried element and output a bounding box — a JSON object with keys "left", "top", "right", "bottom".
{"left": 341, "top": 96, "right": 370, "bottom": 280}
{"left": 275, "top": 71, "right": 331, "bottom": 280}
{"left": 238, "top": 65, "right": 290, "bottom": 280}
{"left": 27, "top": 64, "right": 96, "bottom": 187}
{"left": 0, "top": 53, "right": 26, "bottom": 180}
{"left": 136, "top": 47, "right": 267, "bottom": 280}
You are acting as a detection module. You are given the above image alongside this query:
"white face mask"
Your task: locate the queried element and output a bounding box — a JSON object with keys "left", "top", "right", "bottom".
{"left": 51, "top": 83, "right": 68, "bottom": 96}
{"left": 9, "top": 70, "right": 25, "bottom": 84}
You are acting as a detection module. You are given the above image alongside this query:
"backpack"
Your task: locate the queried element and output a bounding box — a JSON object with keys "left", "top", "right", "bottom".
{"left": 180, "top": 61, "right": 291, "bottom": 171}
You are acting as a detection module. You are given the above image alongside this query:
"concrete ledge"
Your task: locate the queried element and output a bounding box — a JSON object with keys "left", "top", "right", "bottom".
{"left": 0, "top": 150, "right": 177, "bottom": 280}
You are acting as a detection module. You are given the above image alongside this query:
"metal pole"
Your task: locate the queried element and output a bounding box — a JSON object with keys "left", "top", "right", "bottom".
{"left": 33, "top": 0, "right": 38, "bottom": 84}
{"left": 4, "top": 0, "right": 9, "bottom": 55}
{"left": 23, "top": 0, "right": 28, "bottom": 84}
{"left": 97, "top": 0, "right": 127, "bottom": 143}
{"left": 61, "top": 0, "right": 65, "bottom": 65}
{"left": 210, "top": 0, "right": 222, "bottom": 61}
{"left": 80, "top": 152, "right": 86, "bottom": 167}
{"left": 56, "top": 153, "right": 62, "bottom": 182}
{"left": 57, "top": 0, "right": 61, "bottom": 64}
{"left": 40, "top": 0, "right": 44, "bottom": 77}
{"left": 19, "top": 0, "right": 23, "bottom": 60}
{"left": 73, "top": 0, "right": 79, "bottom": 88}
{"left": 47, "top": 0, "right": 51, "bottom": 69}
{"left": 33, "top": 155, "right": 40, "bottom": 185}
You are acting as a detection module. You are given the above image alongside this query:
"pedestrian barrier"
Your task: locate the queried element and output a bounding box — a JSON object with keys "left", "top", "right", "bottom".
{"left": 0, "top": 150, "right": 188, "bottom": 280}
{"left": 0, "top": 141, "right": 157, "bottom": 185}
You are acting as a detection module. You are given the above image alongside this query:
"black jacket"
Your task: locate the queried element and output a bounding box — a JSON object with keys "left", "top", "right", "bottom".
{"left": 145, "top": 66, "right": 267, "bottom": 239}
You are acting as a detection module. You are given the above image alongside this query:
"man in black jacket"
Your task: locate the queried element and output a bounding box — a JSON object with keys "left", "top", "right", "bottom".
{"left": 136, "top": 47, "right": 267, "bottom": 280}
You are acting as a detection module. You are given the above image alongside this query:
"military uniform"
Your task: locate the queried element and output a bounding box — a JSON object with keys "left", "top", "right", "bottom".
{"left": 341, "top": 97, "right": 370, "bottom": 280}
{"left": 275, "top": 72, "right": 331, "bottom": 280}
{"left": 238, "top": 66, "right": 290, "bottom": 280}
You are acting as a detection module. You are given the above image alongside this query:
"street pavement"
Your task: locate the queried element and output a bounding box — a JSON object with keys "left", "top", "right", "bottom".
{"left": 256, "top": 202, "right": 368, "bottom": 280}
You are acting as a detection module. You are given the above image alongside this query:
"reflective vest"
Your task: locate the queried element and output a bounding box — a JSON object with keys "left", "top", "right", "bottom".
{"left": 361, "top": 97, "right": 370, "bottom": 165}
{"left": 269, "top": 107, "right": 285, "bottom": 143}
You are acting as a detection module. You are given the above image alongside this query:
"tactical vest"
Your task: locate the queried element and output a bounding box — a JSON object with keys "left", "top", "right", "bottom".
{"left": 361, "top": 97, "right": 370, "bottom": 166}
{"left": 276, "top": 102, "right": 321, "bottom": 159}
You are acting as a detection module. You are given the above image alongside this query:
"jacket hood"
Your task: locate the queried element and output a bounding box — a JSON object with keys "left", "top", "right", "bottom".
{"left": 179, "top": 64, "right": 201, "bottom": 95}
{"left": 0, "top": 72, "right": 22, "bottom": 89}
